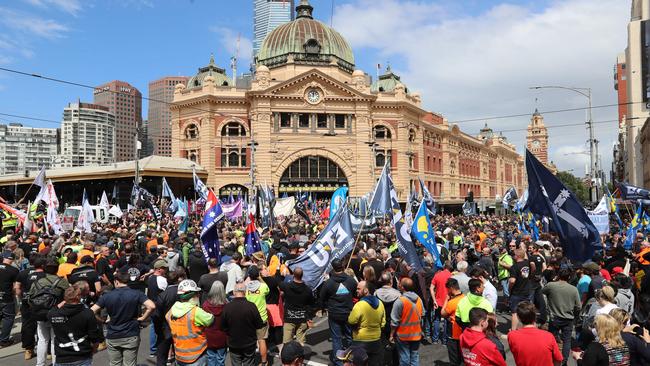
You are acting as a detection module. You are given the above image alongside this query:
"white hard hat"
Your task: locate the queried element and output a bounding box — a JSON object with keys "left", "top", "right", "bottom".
{"left": 177, "top": 279, "right": 201, "bottom": 295}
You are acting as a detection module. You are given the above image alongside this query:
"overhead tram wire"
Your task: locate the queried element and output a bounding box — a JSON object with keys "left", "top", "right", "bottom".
{"left": 0, "top": 110, "right": 621, "bottom": 142}
{"left": 0, "top": 66, "right": 641, "bottom": 128}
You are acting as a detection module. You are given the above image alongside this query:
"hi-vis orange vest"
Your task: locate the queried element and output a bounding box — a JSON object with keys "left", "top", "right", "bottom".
{"left": 166, "top": 307, "right": 207, "bottom": 364}
{"left": 396, "top": 296, "right": 424, "bottom": 341}
{"left": 637, "top": 247, "right": 650, "bottom": 266}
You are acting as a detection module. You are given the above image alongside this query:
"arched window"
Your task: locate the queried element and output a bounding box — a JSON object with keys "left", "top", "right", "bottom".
{"left": 188, "top": 150, "right": 198, "bottom": 163}
{"left": 221, "top": 122, "right": 246, "bottom": 137}
{"left": 185, "top": 124, "right": 199, "bottom": 139}
{"left": 373, "top": 125, "right": 391, "bottom": 139}
{"left": 228, "top": 151, "right": 239, "bottom": 167}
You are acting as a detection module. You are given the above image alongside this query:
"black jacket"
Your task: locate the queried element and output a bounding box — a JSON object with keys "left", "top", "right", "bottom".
{"left": 154, "top": 284, "right": 179, "bottom": 337}
{"left": 319, "top": 271, "right": 356, "bottom": 321}
{"left": 222, "top": 297, "right": 264, "bottom": 352}
{"left": 279, "top": 280, "right": 315, "bottom": 323}
{"left": 48, "top": 303, "right": 103, "bottom": 363}
{"left": 188, "top": 251, "right": 208, "bottom": 283}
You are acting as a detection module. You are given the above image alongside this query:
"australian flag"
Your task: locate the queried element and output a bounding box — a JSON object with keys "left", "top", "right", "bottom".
{"left": 245, "top": 213, "right": 261, "bottom": 256}
{"left": 526, "top": 150, "right": 600, "bottom": 262}
{"left": 201, "top": 189, "right": 224, "bottom": 263}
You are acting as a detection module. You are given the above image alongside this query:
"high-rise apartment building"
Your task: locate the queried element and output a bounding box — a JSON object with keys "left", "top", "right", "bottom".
{"left": 93, "top": 80, "right": 142, "bottom": 162}
{"left": 618, "top": 0, "right": 650, "bottom": 186}
{"left": 148, "top": 76, "right": 188, "bottom": 156}
{"left": 613, "top": 53, "right": 628, "bottom": 183}
{"left": 0, "top": 123, "right": 59, "bottom": 175}
{"left": 253, "top": 0, "right": 294, "bottom": 59}
{"left": 57, "top": 102, "right": 115, "bottom": 167}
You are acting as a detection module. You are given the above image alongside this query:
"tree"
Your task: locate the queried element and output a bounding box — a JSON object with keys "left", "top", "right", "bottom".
{"left": 556, "top": 171, "right": 590, "bottom": 205}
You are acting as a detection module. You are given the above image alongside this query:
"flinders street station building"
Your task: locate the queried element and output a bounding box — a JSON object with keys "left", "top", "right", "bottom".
{"left": 170, "top": 0, "right": 525, "bottom": 206}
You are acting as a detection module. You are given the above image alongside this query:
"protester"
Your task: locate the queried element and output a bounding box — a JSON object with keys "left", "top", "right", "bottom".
{"left": 244, "top": 265, "right": 270, "bottom": 366}
{"left": 459, "top": 308, "right": 506, "bottom": 366}
{"left": 469, "top": 267, "right": 498, "bottom": 310}
{"left": 279, "top": 266, "right": 315, "bottom": 345}
{"left": 198, "top": 257, "right": 228, "bottom": 302}
{"left": 575, "top": 314, "right": 631, "bottom": 366}
{"left": 441, "top": 278, "right": 465, "bottom": 366}
{"left": 15, "top": 254, "right": 46, "bottom": 359}
{"left": 147, "top": 259, "right": 168, "bottom": 357}
{"left": 509, "top": 248, "right": 532, "bottom": 331}
{"left": 68, "top": 255, "right": 102, "bottom": 304}
{"left": 0, "top": 251, "right": 19, "bottom": 348}
{"left": 542, "top": 267, "right": 582, "bottom": 363}
{"left": 610, "top": 308, "right": 650, "bottom": 366}
{"left": 390, "top": 277, "right": 424, "bottom": 366}
{"left": 48, "top": 284, "right": 104, "bottom": 366}
{"left": 452, "top": 261, "right": 470, "bottom": 294}
{"left": 348, "top": 280, "right": 385, "bottom": 366}
{"left": 202, "top": 281, "right": 229, "bottom": 366}
{"left": 507, "top": 301, "right": 563, "bottom": 366}
{"left": 166, "top": 279, "right": 214, "bottom": 365}
{"left": 336, "top": 345, "right": 369, "bottom": 366}
{"left": 281, "top": 341, "right": 305, "bottom": 366}
{"left": 154, "top": 268, "right": 186, "bottom": 366}
{"left": 320, "top": 258, "right": 356, "bottom": 366}
{"left": 222, "top": 282, "right": 265, "bottom": 366}
{"left": 429, "top": 260, "right": 452, "bottom": 344}
{"left": 30, "top": 257, "right": 70, "bottom": 366}
{"left": 91, "top": 270, "right": 156, "bottom": 366}
{"left": 455, "top": 278, "right": 493, "bottom": 329}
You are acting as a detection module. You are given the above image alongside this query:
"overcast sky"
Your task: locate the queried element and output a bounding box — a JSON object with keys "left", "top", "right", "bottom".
{"left": 0, "top": 0, "right": 631, "bottom": 176}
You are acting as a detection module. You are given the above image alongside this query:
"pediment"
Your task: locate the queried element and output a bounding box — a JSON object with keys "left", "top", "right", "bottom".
{"left": 256, "top": 69, "right": 374, "bottom": 101}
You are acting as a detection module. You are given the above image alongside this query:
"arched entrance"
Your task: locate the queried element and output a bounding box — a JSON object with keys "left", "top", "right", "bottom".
{"left": 279, "top": 155, "right": 348, "bottom": 198}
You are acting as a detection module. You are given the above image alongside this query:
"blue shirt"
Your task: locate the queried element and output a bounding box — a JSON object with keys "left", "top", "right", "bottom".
{"left": 97, "top": 286, "right": 148, "bottom": 339}
{"left": 577, "top": 275, "right": 591, "bottom": 297}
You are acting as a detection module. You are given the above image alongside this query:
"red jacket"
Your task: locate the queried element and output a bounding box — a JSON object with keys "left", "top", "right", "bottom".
{"left": 201, "top": 302, "right": 227, "bottom": 349}
{"left": 460, "top": 328, "right": 507, "bottom": 366}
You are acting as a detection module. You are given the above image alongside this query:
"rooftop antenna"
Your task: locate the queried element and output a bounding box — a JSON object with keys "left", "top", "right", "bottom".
{"left": 230, "top": 33, "right": 240, "bottom": 87}
{"left": 331, "top": 0, "right": 335, "bottom": 27}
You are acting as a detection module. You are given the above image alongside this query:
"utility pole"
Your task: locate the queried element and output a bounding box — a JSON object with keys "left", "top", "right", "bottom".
{"left": 231, "top": 33, "right": 240, "bottom": 87}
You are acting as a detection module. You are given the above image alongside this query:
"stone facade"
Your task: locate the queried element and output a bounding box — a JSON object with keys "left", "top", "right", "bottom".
{"left": 170, "top": 1, "right": 524, "bottom": 204}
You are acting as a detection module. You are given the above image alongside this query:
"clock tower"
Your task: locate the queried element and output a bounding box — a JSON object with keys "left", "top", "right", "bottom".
{"left": 527, "top": 108, "right": 549, "bottom": 164}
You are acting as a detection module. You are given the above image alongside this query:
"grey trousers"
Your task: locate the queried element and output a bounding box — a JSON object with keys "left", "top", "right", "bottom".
{"left": 107, "top": 336, "right": 140, "bottom": 366}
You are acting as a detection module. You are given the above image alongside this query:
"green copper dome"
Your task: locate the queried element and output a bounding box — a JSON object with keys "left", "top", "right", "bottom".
{"left": 256, "top": 0, "right": 355, "bottom": 72}
{"left": 187, "top": 54, "right": 232, "bottom": 90}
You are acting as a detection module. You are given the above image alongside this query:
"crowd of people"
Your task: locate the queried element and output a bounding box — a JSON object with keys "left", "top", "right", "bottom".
{"left": 0, "top": 200, "right": 649, "bottom": 366}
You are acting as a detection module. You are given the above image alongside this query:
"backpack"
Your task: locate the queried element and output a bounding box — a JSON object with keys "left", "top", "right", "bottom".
{"left": 28, "top": 277, "right": 64, "bottom": 321}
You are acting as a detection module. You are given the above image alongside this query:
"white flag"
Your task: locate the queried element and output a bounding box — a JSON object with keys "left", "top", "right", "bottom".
{"left": 108, "top": 205, "right": 123, "bottom": 218}
{"left": 77, "top": 195, "right": 95, "bottom": 233}
{"left": 45, "top": 180, "right": 62, "bottom": 234}
{"left": 33, "top": 166, "right": 47, "bottom": 204}
{"left": 100, "top": 191, "right": 110, "bottom": 209}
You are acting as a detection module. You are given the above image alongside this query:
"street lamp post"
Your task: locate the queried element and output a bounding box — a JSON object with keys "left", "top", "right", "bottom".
{"left": 529, "top": 85, "right": 598, "bottom": 202}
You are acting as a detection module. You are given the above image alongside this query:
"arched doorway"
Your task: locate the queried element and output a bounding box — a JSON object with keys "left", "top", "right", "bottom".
{"left": 279, "top": 155, "right": 348, "bottom": 198}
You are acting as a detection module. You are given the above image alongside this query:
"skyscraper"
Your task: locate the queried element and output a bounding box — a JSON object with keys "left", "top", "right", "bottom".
{"left": 148, "top": 76, "right": 188, "bottom": 156}
{"left": 253, "top": 0, "right": 294, "bottom": 59}
{"left": 93, "top": 80, "right": 142, "bottom": 162}
{"left": 57, "top": 102, "right": 115, "bottom": 167}
{"left": 0, "top": 123, "right": 59, "bottom": 175}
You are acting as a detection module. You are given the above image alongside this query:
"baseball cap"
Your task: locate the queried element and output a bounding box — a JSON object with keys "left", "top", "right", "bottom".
{"left": 80, "top": 255, "right": 94, "bottom": 264}
{"left": 336, "top": 346, "right": 368, "bottom": 366}
{"left": 177, "top": 279, "right": 201, "bottom": 295}
{"left": 153, "top": 259, "right": 168, "bottom": 269}
{"left": 2, "top": 251, "right": 15, "bottom": 260}
{"left": 331, "top": 259, "right": 344, "bottom": 272}
{"left": 612, "top": 266, "right": 624, "bottom": 275}
{"left": 280, "top": 341, "right": 305, "bottom": 364}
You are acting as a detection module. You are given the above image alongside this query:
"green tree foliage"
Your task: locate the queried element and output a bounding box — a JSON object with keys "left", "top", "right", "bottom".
{"left": 556, "top": 171, "right": 589, "bottom": 205}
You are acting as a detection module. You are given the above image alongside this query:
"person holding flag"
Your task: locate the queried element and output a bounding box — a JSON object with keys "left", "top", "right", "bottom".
{"left": 244, "top": 213, "right": 261, "bottom": 256}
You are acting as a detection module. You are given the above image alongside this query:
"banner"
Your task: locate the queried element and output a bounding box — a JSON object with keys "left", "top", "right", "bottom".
{"left": 100, "top": 191, "right": 110, "bottom": 209}
{"left": 193, "top": 168, "right": 209, "bottom": 200}
{"left": 222, "top": 199, "right": 243, "bottom": 220}
{"left": 201, "top": 190, "right": 224, "bottom": 262}
{"left": 287, "top": 205, "right": 355, "bottom": 289}
{"left": 587, "top": 213, "right": 609, "bottom": 235}
{"left": 412, "top": 200, "right": 443, "bottom": 268}
{"left": 273, "top": 196, "right": 295, "bottom": 217}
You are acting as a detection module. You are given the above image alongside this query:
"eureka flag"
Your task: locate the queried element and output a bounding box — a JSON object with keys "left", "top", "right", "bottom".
{"left": 201, "top": 190, "right": 224, "bottom": 262}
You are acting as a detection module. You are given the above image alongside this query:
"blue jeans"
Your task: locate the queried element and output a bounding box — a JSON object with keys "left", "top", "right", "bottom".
{"left": 549, "top": 317, "right": 573, "bottom": 365}
{"left": 54, "top": 359, "right": 92, "bottom": 366}
{"left": 430, "top": 307, "right": 447, "bottom": 342}
{"left": 500, "top": 279, "right": 510, "bottom": 298}
{"left": 149, "top": 323, "right": 157, "bottom": 354}
{"left": 329, "top": 318, "right": 352, "bottom": 366}
{"left": 206, "top": 348, "right": 227, "bottom": 366}
{"left": 0, "top": 300, "right": 16, "bottom": 342}
{"left": 396, "top": 339, "right": 420, "bottom": 366}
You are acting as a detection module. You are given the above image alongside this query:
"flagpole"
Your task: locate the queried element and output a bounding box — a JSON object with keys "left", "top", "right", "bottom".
{"left": 346, "top": 204, "right": 370, "bottom": 270}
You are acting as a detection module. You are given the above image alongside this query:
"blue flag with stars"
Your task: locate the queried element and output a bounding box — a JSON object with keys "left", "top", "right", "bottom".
{"left": 201, "top": 189, "right": 224, "bottom": 263}
{"left": 525, "top": 150, "right": 600, "bottom": 262}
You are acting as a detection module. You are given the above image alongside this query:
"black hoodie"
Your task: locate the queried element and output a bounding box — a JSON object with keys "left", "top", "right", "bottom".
{"left": 280, "top": 280, "right": 315, "bottom": 323}
{"left": 319, "top": 271, "right": 356, "bottom": 322}
{"left": 48, "top": 303, "right": 104, "bottom": 363}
